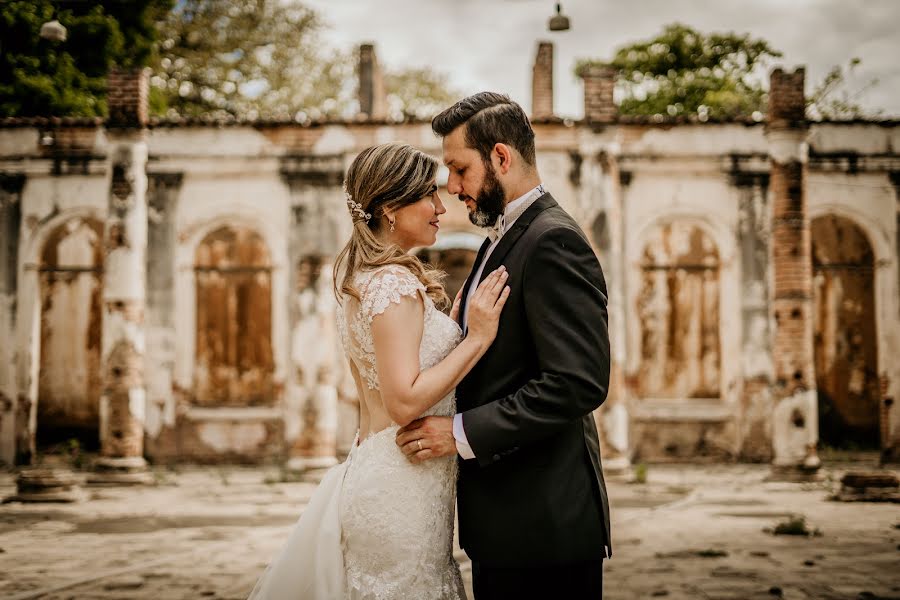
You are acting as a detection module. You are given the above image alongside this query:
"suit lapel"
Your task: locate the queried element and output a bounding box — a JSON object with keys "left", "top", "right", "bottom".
{"left": 458, "top": 237, "right": 492, "bottom": 329}
{"left": 477, "top": 193, "right": 557, "bottom": 284}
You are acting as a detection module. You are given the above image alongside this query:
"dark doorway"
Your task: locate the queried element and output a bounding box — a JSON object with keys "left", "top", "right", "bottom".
{"left": 812, "top": 215, "right": 880, "bottom": 450}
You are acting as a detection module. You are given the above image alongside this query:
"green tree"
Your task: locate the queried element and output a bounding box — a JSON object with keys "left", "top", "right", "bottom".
{"left": 576, "top": 23, "right": 782, "bottom": 120}
{"left": 151, "top": 0, "right": 347, "bottom": 119}
{"left": 152, "top": 0, "right": 458, "bottom": 120}
{"left": 385, "top": 67, "right": 460, "bottom": 120}
{"left": 0, "top": 0, "right": 171, "bottom": 117}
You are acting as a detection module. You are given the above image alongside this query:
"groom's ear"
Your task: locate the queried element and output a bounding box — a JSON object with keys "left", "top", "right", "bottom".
{"left": 492, "top": 143, "right": 513, "bottom": 175}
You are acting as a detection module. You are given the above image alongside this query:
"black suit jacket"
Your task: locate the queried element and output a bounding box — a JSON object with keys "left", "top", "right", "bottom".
{"left": 456, "top": 193, "right": 612, "bottom": 567}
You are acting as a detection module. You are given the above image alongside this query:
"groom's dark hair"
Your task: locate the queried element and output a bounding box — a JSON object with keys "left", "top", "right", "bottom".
{"left": 432, "top": 92, "right": 536, "bottom": 167}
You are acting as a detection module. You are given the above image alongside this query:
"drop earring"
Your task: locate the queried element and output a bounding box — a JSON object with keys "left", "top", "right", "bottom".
{"left": 389, "top": 220, "right": 395, "bottom": 232}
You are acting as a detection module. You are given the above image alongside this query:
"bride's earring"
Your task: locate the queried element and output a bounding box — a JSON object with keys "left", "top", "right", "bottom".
{"left": 389, "top": 219, "right": 395, "bottom": 233}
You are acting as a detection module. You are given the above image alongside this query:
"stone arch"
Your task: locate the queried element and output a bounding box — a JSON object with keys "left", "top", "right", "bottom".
{"left": 636, "top": 221, "right": 722, "bottom": 399}
{"left": 415, "top": 231, "right": 483, "bottom": 306}
{"left": 192, "top": 225, "right": 274, "bottom": 406}
{"left": 36, "top": 215, "right": 104, "bottom": 450}
{"left": 811, "top": 214, "right": 880, "bottom": 449}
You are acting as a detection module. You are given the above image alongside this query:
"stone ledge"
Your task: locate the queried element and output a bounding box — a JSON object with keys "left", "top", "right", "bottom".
{"left": 631, "top": 399, "right": 733, "bottom": 422}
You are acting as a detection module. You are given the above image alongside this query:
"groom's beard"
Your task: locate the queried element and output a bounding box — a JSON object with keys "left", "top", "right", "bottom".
{"left": 468, "top": 164, "right": 505, "bottom": 228}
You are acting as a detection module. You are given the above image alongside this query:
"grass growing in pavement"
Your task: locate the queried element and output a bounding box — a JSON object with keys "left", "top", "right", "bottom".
{"left": 770, "top": 514, "right": 822, "bottom": 537}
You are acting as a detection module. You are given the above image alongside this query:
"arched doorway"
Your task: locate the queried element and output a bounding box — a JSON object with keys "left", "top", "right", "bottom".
{"left": 636, "top": 222, "right": 721, "bottom": 399}
{"left": 37, "top": 217, "right": 104, "bottom": 451}
{"left": 416, "top": 231, "right": 482, "bottom": 311}
{"left": 194, "top": 226, "right": 274, "bottom": 406}
{"left": 811, "top": 215, "right": 879, "bottom": 449}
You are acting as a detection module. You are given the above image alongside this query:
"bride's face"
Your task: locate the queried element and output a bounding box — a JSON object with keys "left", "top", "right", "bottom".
{"left": 387, "top": 182, "right": 446, "bottom": 251}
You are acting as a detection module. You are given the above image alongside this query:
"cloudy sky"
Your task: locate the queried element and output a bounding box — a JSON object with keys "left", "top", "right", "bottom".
{"left": 304, "top": 0, "right": 900, "bottom": 118}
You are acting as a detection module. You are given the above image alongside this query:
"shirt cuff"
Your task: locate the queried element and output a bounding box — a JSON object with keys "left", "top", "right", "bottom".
{"left": 453, "top": 413, "right": 476, "bottom": 460}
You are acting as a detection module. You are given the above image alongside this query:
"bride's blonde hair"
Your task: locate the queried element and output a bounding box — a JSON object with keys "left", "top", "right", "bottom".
{"left": 334, "top": 142, "right": 449, "bottom": 308}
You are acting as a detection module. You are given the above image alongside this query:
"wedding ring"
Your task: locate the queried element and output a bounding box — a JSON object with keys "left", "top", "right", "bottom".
{"left": 417, "top": 440, "right": 423, "bottom": 451}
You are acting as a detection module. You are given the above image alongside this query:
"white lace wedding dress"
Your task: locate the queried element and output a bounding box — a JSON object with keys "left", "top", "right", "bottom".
{"left": 248, "top": 265, "right": 465, "bottom": 600}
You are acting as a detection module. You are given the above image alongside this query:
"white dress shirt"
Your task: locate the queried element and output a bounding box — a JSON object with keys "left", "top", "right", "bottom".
{"left": 454, "top": 183, "right": 546, "bottom": 459}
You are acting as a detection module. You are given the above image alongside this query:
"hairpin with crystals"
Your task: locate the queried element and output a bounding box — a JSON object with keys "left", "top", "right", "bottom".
{"left": 345, "top": 189, "right": 371, "bottom": 224}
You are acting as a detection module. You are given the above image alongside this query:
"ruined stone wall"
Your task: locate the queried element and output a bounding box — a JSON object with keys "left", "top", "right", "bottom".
{"left": 806, "top": 122, "right": 900, "bottom": 459}
{"left": 1, "top": 123, "right": 109, "bottom": 465}
{"left": 0, "top": 114, "right": 897, "bottom": 466}
{"left": 614, "top": 124, "right": 759, "bottom": 461}
{"left": 0, "top": 173, "right": 25, "bottom": 463}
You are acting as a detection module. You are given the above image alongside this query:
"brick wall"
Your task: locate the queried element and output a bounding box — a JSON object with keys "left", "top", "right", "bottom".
{"left": 532, "top": 42, "right": 554, "bottom": 119}
{"left": 768, "top": 67, "right": 814, "bottom": 397}
{"left": 581, "top": 65, "right": 617, "bottom": 124}
{"left": 107, "top": 67, "right": 149, "bottom": 128}
{"left": 769, "top": 68, "right": 806, "bottom": 126}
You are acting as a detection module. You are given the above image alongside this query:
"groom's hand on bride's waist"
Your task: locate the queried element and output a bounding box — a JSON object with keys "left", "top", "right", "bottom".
{"left": 396, "top": 416, "right": 456, "bottom": 464}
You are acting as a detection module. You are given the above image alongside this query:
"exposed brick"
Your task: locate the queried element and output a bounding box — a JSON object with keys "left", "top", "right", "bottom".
{"left": 107, "top": 67, "right": 149, "bottom": 128}
{"left": 580, "top": 65, "right": 617, "bottom": 124}
{"left": 768, "top": 73, "right": 817, "bottom": 423}
{"left": 532, "top": 42, "right": 554, "bottom": 119}
{"left": 769, "top": 68, "right": 806, "bottom": 127}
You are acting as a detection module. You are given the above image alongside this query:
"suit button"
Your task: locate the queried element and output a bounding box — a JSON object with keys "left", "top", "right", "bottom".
{"left": 493, "top": 454, "right": 501, "bottom": 462}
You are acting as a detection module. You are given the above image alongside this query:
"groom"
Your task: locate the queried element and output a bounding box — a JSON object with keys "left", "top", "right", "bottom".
{"left": 396, "top": 92, "right": 611, "bottom": 598}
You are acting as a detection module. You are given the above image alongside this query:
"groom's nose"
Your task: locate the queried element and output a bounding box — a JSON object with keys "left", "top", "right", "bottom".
{"left": 446, "top": 174, "right": 462, "bottom": 196}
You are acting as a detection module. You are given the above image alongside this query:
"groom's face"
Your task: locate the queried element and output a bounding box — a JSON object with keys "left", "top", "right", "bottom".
{"left": 442, "top": 126, "right": 506, "bottom": 228}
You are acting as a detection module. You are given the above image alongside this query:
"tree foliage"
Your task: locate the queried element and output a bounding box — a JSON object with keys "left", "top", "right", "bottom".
{"left": 0, "top": 0, "right": 171, "bottom": 117}
{"left": 150, "top": 0, "right": 356, "bottom": 120}
{"left": 807, "top": 57, "right": 881, "bottom": 120}
{"left": 384, "top": 67, "right": 460, "bottom": 121}
{"left": 151, "top": 0, "right": 457, "bottom": 120}
{"left": 577, "top": 23, "right": 782, "bottom": 120}
{"left": 1, "top": 0, "right": 457, "bottom": 121}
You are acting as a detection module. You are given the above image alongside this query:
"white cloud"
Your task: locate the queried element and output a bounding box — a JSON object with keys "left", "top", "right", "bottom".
{"left": 303, "top": 0, "right": 900, "bottom": 118}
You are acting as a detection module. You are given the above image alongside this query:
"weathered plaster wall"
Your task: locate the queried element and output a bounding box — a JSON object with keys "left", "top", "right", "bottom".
{"left": 618, "top": 138, "right": 743, "bottom": 460}
{"left": 0, "top": 118, "right": 897, "bottom": 465}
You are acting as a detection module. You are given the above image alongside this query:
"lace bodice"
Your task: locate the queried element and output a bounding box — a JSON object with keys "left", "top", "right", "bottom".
{"left": 337, "top": 264, "right": 463, "bottom": 396}
{"left": 336, "top": 265, "right": 465, "bottom": 599}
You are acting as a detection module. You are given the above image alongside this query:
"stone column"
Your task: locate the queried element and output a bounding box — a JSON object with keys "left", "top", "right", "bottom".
{"left": 532, "top": 42, "right": 554, "bottom": 119}
{"left": 144, "top": 173, "right": 183, "bottom": 454}
{"left": 91, "top": 67, "right": 152, "bottom": 484}
{"left": 735, "top": 173, "right": 775, "bottom": 460}
{"left": 766, "top": 67, "right": 820, "bottom": 479}
{"left": 595, "top": 149, "right": 630, "bottom": 474}
{"left": 279, "top": 161, "right": 346, "bottom": 471}
{"left": 0, "top": 174, "right": 24, "bottom": 465}
{"left": 287, "top": 259, "right": 339, "bottom": 471}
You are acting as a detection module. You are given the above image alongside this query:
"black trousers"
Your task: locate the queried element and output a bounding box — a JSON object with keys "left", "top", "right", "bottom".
{"left": 472, "top": 559, "right": 603, "bottom": 600}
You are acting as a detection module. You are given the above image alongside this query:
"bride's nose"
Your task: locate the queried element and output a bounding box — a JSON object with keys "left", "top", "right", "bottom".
{"left": 434, "top": 196, "right": 447, "bottom": 215}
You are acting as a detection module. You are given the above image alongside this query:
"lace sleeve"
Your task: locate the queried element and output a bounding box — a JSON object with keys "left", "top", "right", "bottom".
{"left": 360, "top": 265, "right": 426, "bottom": 323}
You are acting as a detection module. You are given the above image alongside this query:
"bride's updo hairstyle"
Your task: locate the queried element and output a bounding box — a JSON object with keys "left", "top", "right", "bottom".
{"left": 334, "top": 142, "right": 449, "bottom": 309}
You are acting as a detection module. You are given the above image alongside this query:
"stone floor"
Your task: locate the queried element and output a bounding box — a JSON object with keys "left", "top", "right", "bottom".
{"left": 0, "top": 456, "right": 898, "bottom": 599}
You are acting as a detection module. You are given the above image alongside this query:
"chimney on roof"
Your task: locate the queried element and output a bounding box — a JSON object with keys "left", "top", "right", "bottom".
{"left": 768, "top": 67, "right": 806, "bottom": 127}
{"left": 358, "top": 44, "right": 387, "bottom": 120}
{"left": 107, "top": 66, "right": 149, "bottom": 128}
{"left": 580, "top": 64, "right": 617, "bottom": 124}
{"left": 532, "top": 42, "right": 554, "bottom": 119}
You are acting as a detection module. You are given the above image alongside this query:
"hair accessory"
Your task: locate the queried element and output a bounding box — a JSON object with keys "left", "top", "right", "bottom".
{"left": 345, "top": 190, "right": 371, "bottom": 224}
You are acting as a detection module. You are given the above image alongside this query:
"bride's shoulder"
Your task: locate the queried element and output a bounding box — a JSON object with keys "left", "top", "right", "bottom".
{"left": 356, "top": 264, "right": 426, "bottom": 319}
{"left": 358, "top": 264, "right": 421, "bottom": 288}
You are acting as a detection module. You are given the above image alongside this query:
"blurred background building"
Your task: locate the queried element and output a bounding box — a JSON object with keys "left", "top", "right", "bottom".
{"left": 1, "top": 41, "right": 897, "bottom": 478}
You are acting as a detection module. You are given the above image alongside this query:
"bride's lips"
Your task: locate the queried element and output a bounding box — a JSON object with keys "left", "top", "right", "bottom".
{"left": 429, "top": 220, "right": 440, "bottom": 230}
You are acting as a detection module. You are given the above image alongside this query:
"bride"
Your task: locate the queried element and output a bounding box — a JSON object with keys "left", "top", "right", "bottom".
{"left": 249, "top": 142, "right": 509, "bottom": 599}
